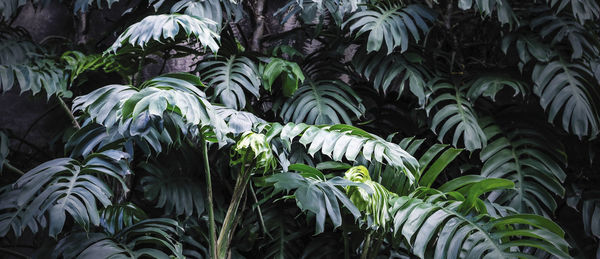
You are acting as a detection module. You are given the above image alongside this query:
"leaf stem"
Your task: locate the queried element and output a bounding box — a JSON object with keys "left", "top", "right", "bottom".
{"left": 200, "top": 135, "right": 217, "bottom": 259}
{"left": 343, "top": 230, "right": 350, "bottom": 259}
{"left": 57, "top": 97, "right": 80, "bottom": 130}
{"left": 4, "top": 162, "right": 24, "bottom": 176}
{"left": 249, "top": 183, "right": 271, "bottom": 238}
{"left": 361, "top": 231, "right": 372, "bottom": 259}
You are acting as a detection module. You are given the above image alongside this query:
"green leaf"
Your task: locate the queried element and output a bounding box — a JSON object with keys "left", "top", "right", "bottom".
{"left": 0, "top": 151, "right": 130, "bottom": 237}
{"left": 352, "top": 49, "right": 428, "bottom": 105}
{"left": 262, "top": 58, "right": 305, "bottom": 97}
{"left": 344, "top": 4, "right": 436, "bottom": 53}
{"left": 390, "top": 195, "right": 570, "bottom": 259}
{"left": 259, "top": 122, "right": 420, "bottom": 183}
{"left": 279, "top": 80, "right": 365, "bottom": 125}
{"left": 425, "top": 79, "right": 487, "bottom": 151}
{"left": 467, "top": 75, "right": 527, "bottom": 102}
{"left": 479, "top": 117, "right": 567, "bottom": 214}
{"left": 457, "top": 0, "right": 518, "bottom": 25}
{"left": 197, "top": 55, "right": 261, "bottom": 110}
{"left": 107, "top": 14, "right": 220, "bottom": 53}
{"left": 53, "top": 218, "right": 184, "bottom": 258}
{"left": 73, "top": 73, "right": 229, "bottom": 145}
{"left": 265, "top": 171, "right": 364, "bottom": 234}
{"left": 532, "top": 58, "right": 600, "bottom": 138}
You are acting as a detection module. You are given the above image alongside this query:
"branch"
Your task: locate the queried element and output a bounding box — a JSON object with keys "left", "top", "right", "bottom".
{"left": 250, "top": 0, "right": 267, "bottom": 52}
{"left": 57, "top": 97, "right": 81, "bottom": 130}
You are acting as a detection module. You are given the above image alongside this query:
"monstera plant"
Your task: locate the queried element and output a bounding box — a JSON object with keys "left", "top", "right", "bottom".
{"left": 1, "top": 0, "right": 599, "bottom": 258}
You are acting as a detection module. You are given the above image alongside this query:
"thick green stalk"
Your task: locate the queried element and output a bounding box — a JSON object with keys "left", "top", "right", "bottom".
{"left": 343, "top": 230, "right": 350, "bottom": 259}
{"left": 368, "top": 233, "right": 384, "bottom": 259}
{"left": 200, "top": 135, "right": 217, "bottom": 259}
{"left": 217, "top": 156, "right": 252, "bottom": 258}
{"left": 57, "top": 97, "right": 80, "bottom": 130}
{"left": 361, "top": 232, "right": 372, "bottom": 259}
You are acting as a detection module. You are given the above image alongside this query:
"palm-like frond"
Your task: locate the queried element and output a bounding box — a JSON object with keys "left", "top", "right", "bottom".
{"left": 0, "top": 39, "right": 37, "bottom": 65}
{"left": 73, "top": 73, "right": 229, "bottom": 144}
{"left": 466, "top": 75, "right": 527, "bottom": 101}
{"left": 107, "top": 14, "right": 220, "bottom": 53}
{"left": 501, "top": 32, "right": 554, "bottom": 66}
{"left": 390, "top": 195, "right": 570, "bottom": 258}
{"left": 260, "top": 122, "right": 420, "bottom": 182}
{"left": 255, "top": 203, "right": 307, "bottom": 258}
{"left": 352, "top": 49, "right": 428, "bottom": 104}
{"left": 215, "top": 105, "right": 266, "bottom": 134}
{"left": 0, "top": 58, "right": 68, "bottom": 98}
{"left": 532, "top": 58, "right": 600, "bottom": 138}
{"left": 479, "top": 117, "right": 567, "bottom": 215}
{"left": 425, "top": 79, "right": 487, "bottom": 151}
{"left": 53, "top": 218, "right": 184, "bottom": 258}
{"left": 531, "top": 13, "right": 598, "bottom": 59}
{"left": 100, "top": 203, "right": 148, "bottom": 236}
{"left": 399, "top": 137, "right": 462, "bottom": 188}
{"left": 279, "top": 79, "right": 365, "bottom": 125}
{"left": 197, "top": 55, "right": 261, "bottom": 110}
{"left": 545, "top": 0, "right": 600, "bottom": 24}
{"left": 276, "top": 0, "right": 362, "bottom": 25}
{"left": 264, "top": 170, "right": 363, "bottom": 234}
{"left": 344, "top": 4, "right": 435, "bottom": 53}
{"left": 139, "top": 149, "right": 205, "bottom": 217}
{"left": 457, "top": 0, "right": 518, "bottom": 25}
{"left": 0, "top": 151, "right": 129, "bottom": 237}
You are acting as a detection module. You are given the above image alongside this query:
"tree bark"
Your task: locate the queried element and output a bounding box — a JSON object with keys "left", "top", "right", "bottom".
{"left": 250, "top": 0, "right": 266, "bottom": 52}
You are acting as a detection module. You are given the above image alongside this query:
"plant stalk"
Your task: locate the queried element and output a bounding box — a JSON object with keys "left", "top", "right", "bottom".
{"left": 343, "top": 230, "right": 350, "bottom": 259}
{"left": 57, "top": 97, "right": 80, "bottom": 130}
{"left": 200, "top": 135, "right": 217, "bottom": 259}
{"left": 4, "top": 162, "right": 24, "bottom": 175}
{"left": 361, "top": 232, "right": 372, "bottom": 259}
{"left": 217, "top": 156, "right": 252, "bottom": 258}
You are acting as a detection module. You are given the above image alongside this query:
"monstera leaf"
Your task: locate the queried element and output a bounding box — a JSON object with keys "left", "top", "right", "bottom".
{"left": 276, "top": 0, "right": 362, "bottom": 25}
{"left": 345, "top": 3, "right": 435, "bottom": 53}
{"left": 53, "top": 218, "right": 184, "bottom": 258}
{"left": 197, "top": 55, "right": 261, "bottom": 110}
{"left": 531, "top": 13, "right": 597, "bottom": 59}
{"left": 259, "top": 123, "right": 420, "bottom": 182}
{"left": 0, "top": 58, "right": 68, "bottom": 98}
{"left": 343, "top": 166, "right": 396, "bottom": 229}
{"left": 398, "top": 137, "right": 462, "bottom": 188}
{"left": 390, "top": 195, "right": 570, "bottom": 258}
{"left": 100, "top": 203, "right": 148, "bottom": 236}
{"left": 352, "top": 49, "right": 428, "bottom": 104}
{"left": 73, "top": 73, "right": 229, "bottom": 144}
{"left": 279, "top": 79, "right": 365, "bottom": 125}
{"left": 466, "top": 75, "right": 527, "bottom": 102}
{"left": 107, "top": 14, "right": 220, "bottom": 53}
{"left": 479, "top": 117, "right": 567, "bottom": 215}
{"left": 457, "top": 0, "right": 518, "bottom": 25}
{"left": 0, "top": 151, "right": 130, "bottom": 237}
{"left": 139, "top": 147, "right": 206, "bottom": 217}
{"left": 532, "top": 58, "right": 600, "bottom": 138}
{"left": 264, "top": 170, "right": 364, "bottom": 234}
{"left": 545, "top": 0, "right": 600, "bottom": 24}
{"left": 0, "top": 38, "right": 37, "bottom": 65}
{"left": 425, "top": 79, "right": 487, "bottom": 151}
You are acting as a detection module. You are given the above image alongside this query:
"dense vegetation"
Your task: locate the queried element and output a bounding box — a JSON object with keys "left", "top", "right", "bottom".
{"left": 1, "top": 0, "right": 599, "bottom": 258}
